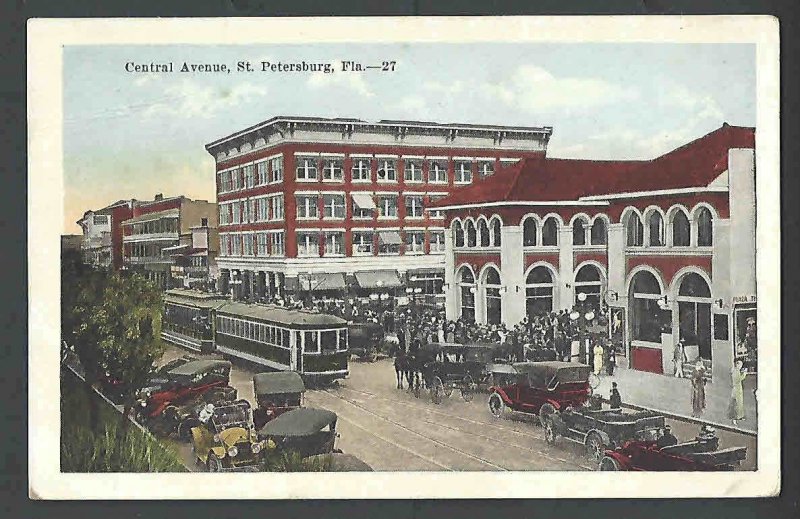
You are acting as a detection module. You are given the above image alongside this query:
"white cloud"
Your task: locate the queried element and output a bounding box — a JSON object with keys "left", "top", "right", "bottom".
{"left": 306, "top": 67, "right": 374, "bottom": 98}
{"left": 482, "top": 65, "right": 638, "bottom": 113}
{"left": 141, "top": 80, "right": 268, "bottom": 119}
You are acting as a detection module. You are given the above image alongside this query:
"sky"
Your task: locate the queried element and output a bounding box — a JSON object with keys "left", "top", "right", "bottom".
{"left": 63, "top": 43, "right": 755, "bottom": 234}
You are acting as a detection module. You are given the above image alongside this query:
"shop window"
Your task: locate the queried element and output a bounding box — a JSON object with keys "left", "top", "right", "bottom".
{"left": 526, "top": 266, "right": 553, "bottom": 317}
{"left": 629, "top": 270, "right": 665, "bottom": 343}
{"left": 575, "top": 264, "right": 602, "bottom": 310}
{"left": 677, "top": 273, "right": 712, "bottom": 362}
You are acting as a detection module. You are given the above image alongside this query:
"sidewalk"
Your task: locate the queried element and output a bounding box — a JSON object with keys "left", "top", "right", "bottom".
{"left": 594, "top": 365, "right": 757, "bottom": 435}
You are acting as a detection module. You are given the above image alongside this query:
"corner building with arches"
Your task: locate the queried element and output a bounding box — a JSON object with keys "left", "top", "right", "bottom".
{"left": 432, "top": 124, "right": 756, "bottom": 381}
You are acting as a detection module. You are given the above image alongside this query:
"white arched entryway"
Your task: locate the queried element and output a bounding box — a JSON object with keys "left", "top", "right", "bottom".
{"left": 455, "top": 264, "right": 476, "bottom": 321}
{"left": 670, "top": 268, "right": 713, "bottom": 366}
{"left": 573, "top": 261, "right": 607, "bottom": 311}
{"left": 524, "top": 262, "right": 558, "bottom": 318}
{"left": 479, "top": 264, "right": 503, "bottom": 325}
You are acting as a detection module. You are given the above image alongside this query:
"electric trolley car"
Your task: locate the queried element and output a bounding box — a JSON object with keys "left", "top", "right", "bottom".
{"left": 161, "top": 290, "right": 349, "bottom": 382}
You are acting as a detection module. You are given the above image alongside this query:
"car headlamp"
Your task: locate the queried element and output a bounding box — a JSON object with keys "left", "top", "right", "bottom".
{"left": 251, "top": 442, "right": 262, "bottom": 454}
{"left": 213, "top": 434, "right": 220, "bottom": 443}
{"left": 227, "top": 446, "right": 238, "bottom": 457}
{"left": 139, "top": 400, "right": 147, "bottom": 407}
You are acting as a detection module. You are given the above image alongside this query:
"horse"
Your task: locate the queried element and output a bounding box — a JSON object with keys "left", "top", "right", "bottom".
{"left": 390, "top": 343, "right": 408, "bottom": 389}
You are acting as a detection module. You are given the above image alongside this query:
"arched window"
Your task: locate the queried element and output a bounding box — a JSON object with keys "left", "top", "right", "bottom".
{"left": 453, "top": 220, "right": 464, "bottom": 248}
{"left": 625, "top": 211, "right": 644, "bottom": 247}
{"left": 526, "top": 266, "right": 554, "bottom": 317}
{"left": 672, "top": 210, "right": 690, "bottom": 247}
{"left": 466, "top": 220, "right": 477, "bottom": 247}
{"left": 523, "top": 218, "right": 537, "bottom": 247}
{"left": 629, "top": 270, "right": 665, "bottom": 343}
{"left": 478, "top": 219, "right": 490, "bottom": 247}
{"left": 542, "top": 217, "right": 558, "bottom": 246}
{"left": 483, "top": 267, "right": 502, "bottom": 325}
{"left": 575, "top": 264, "right": 603, "bottom": 310}
{"left": 677, "top": 273, "right": 712, "bottom": 363}
{"left": 490, "top": 217, "right": 502, "bottom": 247}
{"left": 458, "top": 266, "right": 475, "bottom": 321}
{"left": 572, "top": 217, "right": 587, "bottom": 246}
{"left": 648, "top": 211, "right": 665, "bottom": 246}
{"left": 590, "top": 218, "right": 607, "bottom": 245}
{"left": 697, "top": 207, "right": 713, "bottom": 246}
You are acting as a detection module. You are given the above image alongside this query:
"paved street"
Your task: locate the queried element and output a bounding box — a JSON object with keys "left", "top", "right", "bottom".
{"left": 161, "top": 345, "right": 756, "bottom": 472}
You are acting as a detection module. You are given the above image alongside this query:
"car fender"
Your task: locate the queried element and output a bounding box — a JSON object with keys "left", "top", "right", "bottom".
{"left": 542, "top": 398, "right": 563, "bottom": 411}
{"left": 603, "top": 449, "right": 632, "bottom": 470}
{"left": 488, "top": 387, "right": 512, "bottom": 405}
{"left": 190, "top": 428, "right": 206, "bottom": 461}
{"left": 586, "top": 429, "right": 612, "bottom": 447}
{"left": 210, "top": 446, "right": 227, "bottom": 459}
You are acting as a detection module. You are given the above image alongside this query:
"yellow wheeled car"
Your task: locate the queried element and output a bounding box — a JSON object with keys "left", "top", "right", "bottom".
{"left": 189, "top": 399, "right": 267, "bottom": 472}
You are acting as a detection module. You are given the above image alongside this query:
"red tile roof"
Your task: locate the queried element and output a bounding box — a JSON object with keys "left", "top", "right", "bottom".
{"left": 432, "top": 123, "right": 754, "bottom": 207}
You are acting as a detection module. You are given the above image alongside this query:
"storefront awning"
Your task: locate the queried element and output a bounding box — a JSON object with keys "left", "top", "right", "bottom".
{"left": 354, "top": 270, "right": 402, "bottom": 289}
{"left": 377, "top": 231, "right": 402, "bottom": 245}
{"left": 351, "top": 192, "right": 376, "bottom": 210}
{"left": 299, "top": 273, "right": 347, "bottom": 291}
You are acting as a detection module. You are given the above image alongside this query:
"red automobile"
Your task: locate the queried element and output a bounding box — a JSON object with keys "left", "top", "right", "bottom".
{"left": 599, "top": 428, "right": 747, "bottom": 471}
{"left": 488, "top": 361, "right": 593, "bottom": 425}
{"left": 136, "top": 359, "right": 233, "bottom": 428}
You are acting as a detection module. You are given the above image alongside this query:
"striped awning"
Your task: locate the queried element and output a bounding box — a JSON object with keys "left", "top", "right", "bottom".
{"left": 377, "top": 231, "right": 402, "bottom": 245}
{"left": 354, "top": 270, "right": 402, "bottom": 289}
{"left": 351, "top": 192, "right": 376, "bottom": 210}
{"left": 299, "top": 273, "right": 347, "bottom": 291}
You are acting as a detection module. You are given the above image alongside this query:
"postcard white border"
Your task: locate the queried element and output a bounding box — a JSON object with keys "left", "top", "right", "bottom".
{"left": 28, "top": 15, "right": 780, "bottom": 499}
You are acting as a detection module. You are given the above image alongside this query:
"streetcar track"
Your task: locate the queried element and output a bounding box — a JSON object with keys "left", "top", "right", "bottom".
{"left": 328, "top": 385, "right": 590, "bottom": 470}
{"left": 312, "top": 388, "right": 508, "bottom": 471}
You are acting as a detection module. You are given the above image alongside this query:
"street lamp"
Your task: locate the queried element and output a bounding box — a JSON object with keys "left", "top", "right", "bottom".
{"left": 577, "top": 291, "right": 588, "bottom": 303}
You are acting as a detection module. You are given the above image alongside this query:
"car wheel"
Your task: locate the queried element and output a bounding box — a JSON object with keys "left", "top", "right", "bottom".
{"left": 461, "top": 375, "right": 474, "bottom": 402}
{"left": 430, "top": 377, "right": 444, "bottom": 405}
{"left": 488, "top": 392, "right": 505, "bottom": 418}
{"left": 207, "top": 452, "right": 223, "bottom": 472}
{"left": 544, "top": 419, "right": 557, "bottom": 445}
{"left": 599, "top": 456, "right": 621, "bottom": 471}
{"left": 585, "top": 432, "right": 606, "bottom": 462}
{"left": 539, "top": 403, "right": 556, "bottom": 428}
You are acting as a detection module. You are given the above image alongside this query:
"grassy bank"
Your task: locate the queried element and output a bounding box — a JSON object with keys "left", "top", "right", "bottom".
{"left": 60, "top": 369, "right": 187, "bottom": 472}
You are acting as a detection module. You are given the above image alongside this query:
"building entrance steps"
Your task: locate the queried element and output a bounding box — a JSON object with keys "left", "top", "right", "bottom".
{"left": 593, "top": 364, "right": 757, "bottom": 435}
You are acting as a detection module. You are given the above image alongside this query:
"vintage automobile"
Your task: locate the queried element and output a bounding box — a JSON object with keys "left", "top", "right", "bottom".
{"left": 189, "top": 399, "right": 265, "bottom": 472}
{"left": 136, "top": 359, "right": 236, "bottom": 436}
{"left": 543, "top": 402, "right": 666, "bottom": 461}
{"left": 100, "top": 355, "right": 198, "bottom": 403}
{"left": 488, "top": 361, "right": 592, "bottom": 424}
{"left": 599, "top": 427, "right": 747, "bottom": 471}
{"left": 348, "top": 321, "right": 385, "bottom": 362}
{"left": 415, "top": 342, "right": 497, "bottom": 404}
{"left": 258, "top": 407, "right": 340, "bottom": 458}
{"left": 252, "top": 371, "right": 306, "bottom": 429}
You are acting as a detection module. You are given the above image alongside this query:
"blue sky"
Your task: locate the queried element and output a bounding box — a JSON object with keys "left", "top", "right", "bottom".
{"left": 63, "top": 43, "right": 755, "bottom": 233}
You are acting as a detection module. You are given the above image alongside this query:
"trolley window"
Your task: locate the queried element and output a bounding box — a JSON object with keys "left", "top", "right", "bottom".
{"left": 321, "top": 331, "right": 337, "bottom": 353}
{"left": 337, "top": 329, "right": 348, "bottom": 351}
{"left": 304, "top": 331, "right": 320, "bottom": 354}
{"left": 282, "top": 329, "right": 290, "bottom": 349}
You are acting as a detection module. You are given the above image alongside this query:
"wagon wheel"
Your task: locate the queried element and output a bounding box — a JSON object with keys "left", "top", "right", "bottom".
{"left": 585, "top": 432, "right": 606, "bottom": 463}
{"left": 488, "top": 392, "right": 505, "bottom": 418}
{"left": 599, "top": 456, "right": 621, "bottom": 471}
{"left": 461, "top": 375, "right": 475, "bottom": 402}
{"left": 430, "top": 376, "right": 444, "bottom": 405}
{"left": 543, "top": 418, "right": 557, "bottom": 445}
{"left": 539, "top": 403, "right": 556, "bottom": 428}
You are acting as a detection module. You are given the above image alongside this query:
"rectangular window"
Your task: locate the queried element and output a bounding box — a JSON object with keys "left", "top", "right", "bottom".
{"left": 256, "top": 233, "right": 269, "bottom": 256}
{"left": 454, "top": 161, "right": 473, "bottom": 183}
{"left": 296, "top": 158, "right": 318, "bottom": 181}
{"left": 405, "top": 231, "right": 425, "bottom": 254}
{"left": 243, "top": 164, "right": 256, "bottom": 188}
{"left": 256, "top": 198, "right": 268, "bottom": 222}
{"left": 220, "top": 235, "right": 230, "bottom": 256}
{"left": 430, "top": 231, "right": 445, "bottom": 253}
{"left": 242, "top": 234, "right": 254, "bottom": 256}
{"left": 323, "top": 194, "right": 345, "bottom": 219}
{"left": 405, "top": 195, "right": 424, "bottom": 218}
{"left": 404, "top": 160, "right": 423, "bottom": 182}
{"left": 428, "top": 195, "right": 446, "bottom": 219}
{"left": 231, "top": 234, "right": 242, "bottom": 256}
{"left": 256, "top": 161, "right": 268, "bottom": 185}
{"left": 378, "top": 232, "right": 401, "bottom": 255}
{"left": 352, "top": 231, "right": 373, "bottom": 255}
{"left": 271, "top": 232, "right": 285, "bottom": 256}
{"left": 304, "top": 331, "right": 320, "bottom": 353}
{"left": 324, "top": 231, "right": 344, "bottom": 256}
{"left": 219, "top": 204, "right": 229, "bottom": 225}
{"left": 297, "top": 232, "right": 319, "bottom": 257}
{"left": 377, "top": 159, "right": 397, "bottom": 182}
{"left": 296, "top": 195, "right": 319, "bottom": 219}
{"left": 429, "top": 160, "right": 448, "bottom": 183}
{"left": 478, "top": 161, "right": 495, "bottom": 177}
{"left": 271, "top": 195, "right": 284, "bottom": 220}
{"left": 321, "top": 331, "right": 337, "bottom": 353}
{"left": 270, "top": 156, "right": 284, "bottom": 183}
{"left": 232, "top": 169, "right": 242, "bottom": 190}
{"left": 246, "top": 199, "right": 256, "bottom": 223}
{"left": 351, "top": 158, "right": 371, "bottom": 182}
{"left": 231, "top": 201, "right": 241, "bottom": 224}
{"left": 322, "top": 158, "right": 344, "bottom": 181}
{"left": 352, "top": 193, "right": 375, "bottom": 219}
{"left": 378, "top": 195, "right": 398, "bottom": 219}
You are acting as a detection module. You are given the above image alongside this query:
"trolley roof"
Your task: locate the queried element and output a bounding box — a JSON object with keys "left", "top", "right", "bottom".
{"left": 253, "top": 371, "right": 306, "bottom": 396}
{"left": 164, "top": 289, "right": 229, "bottom": 309}
{"left": 217, "top": 302, "right": 348, "bottom": 328}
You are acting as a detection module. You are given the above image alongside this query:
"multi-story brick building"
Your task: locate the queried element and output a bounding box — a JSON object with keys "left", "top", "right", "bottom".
{"left": 432, "top": 123, "right": 756, "bottom": 381}
{"left": 204, "top": 116, "right": 552, "bottom": 304}
{"left": 121, "top": 194, "right": 218, "bottom": 289}
{"left": 76, "top": 199, "right": 137, "bottom": 270}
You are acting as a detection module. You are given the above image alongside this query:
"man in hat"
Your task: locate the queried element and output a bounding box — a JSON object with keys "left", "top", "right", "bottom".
{"left": 609, "top": 382, "right": 622, "bottom": 411}
{"left": 656, "top": 425, "right": 678, "bottom": 448}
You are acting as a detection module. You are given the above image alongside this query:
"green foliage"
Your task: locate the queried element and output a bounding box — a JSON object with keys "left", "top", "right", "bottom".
{"left": 61, "top": 370, "right": 186, "bottom": 472}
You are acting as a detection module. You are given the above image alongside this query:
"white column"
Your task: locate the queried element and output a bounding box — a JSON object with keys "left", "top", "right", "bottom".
{"left": 728, "top": 148, "right": 757, "bottom": 297}
{"left": 607, "top": 223, "right": 626, "bottom": 306}
{"left": 558, "top": 227, "right": 574, "bottom": 310}
{"left": 501, "top": 225, "right": 525, "bottom": 325}
{"left": 443, "top": 228, "right": 459, "bottom": 320}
